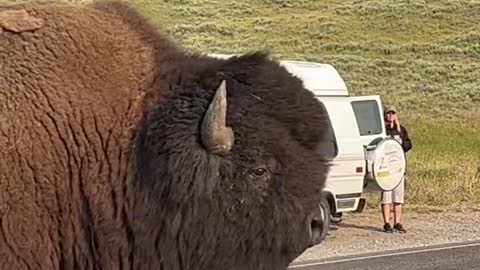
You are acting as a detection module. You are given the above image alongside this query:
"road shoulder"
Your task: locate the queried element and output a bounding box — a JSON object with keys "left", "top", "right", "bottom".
{"left": 293, "top": 207, "right": 480, "bottom": 263}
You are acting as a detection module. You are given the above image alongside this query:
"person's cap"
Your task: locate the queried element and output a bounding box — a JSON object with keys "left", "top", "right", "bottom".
{"left": 384, "top": 105, "right": 398, "bottom": 114}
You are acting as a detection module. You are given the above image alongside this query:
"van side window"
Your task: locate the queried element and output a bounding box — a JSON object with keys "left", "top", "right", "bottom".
{"left": 316, "top": 113, "right": 338, "bottom": 159}
{"left": 351, "top": 100, "right": 382, "bottom": 136}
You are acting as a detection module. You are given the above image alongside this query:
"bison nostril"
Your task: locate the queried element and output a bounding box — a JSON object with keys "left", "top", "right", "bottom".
{"left": 307, "top": 201, "right": 330, "bottom": 247}
{"left": 308, "top": 218, "right": 324, "bottom": 247}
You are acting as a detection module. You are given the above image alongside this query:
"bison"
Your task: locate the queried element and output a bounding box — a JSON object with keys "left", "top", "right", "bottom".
{"left": 0, "top": 1, "right": 331, "bottom": 270}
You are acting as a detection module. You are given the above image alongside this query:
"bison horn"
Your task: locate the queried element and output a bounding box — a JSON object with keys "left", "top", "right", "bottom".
{"left": 201, "top": 80, "right": 235, "bottom": 155}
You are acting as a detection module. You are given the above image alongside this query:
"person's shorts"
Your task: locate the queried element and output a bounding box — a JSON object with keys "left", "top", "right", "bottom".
{"left": 381, "top": 176, "right": 406, "bottom": 204}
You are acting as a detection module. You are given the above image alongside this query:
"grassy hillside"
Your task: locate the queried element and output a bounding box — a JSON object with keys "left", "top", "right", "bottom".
{"left": 3, "top": 0, "right": 480, "bottom": 208}
{"left": 133, "top": 0, "right": 480, "bottom": 112}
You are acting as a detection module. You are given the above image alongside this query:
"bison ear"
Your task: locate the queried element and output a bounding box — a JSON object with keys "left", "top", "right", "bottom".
{"left": 201, "top": 80, "right": 235, "bottom": 155}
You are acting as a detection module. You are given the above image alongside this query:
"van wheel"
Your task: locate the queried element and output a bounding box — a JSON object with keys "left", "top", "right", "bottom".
{"left": 309, "top": 196, "right": 331, "bottom": 246}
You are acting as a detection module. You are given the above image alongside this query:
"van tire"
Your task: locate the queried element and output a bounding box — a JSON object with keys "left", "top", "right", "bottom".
{"left": 309, "top": 196, "right": 331, "bottom": 246}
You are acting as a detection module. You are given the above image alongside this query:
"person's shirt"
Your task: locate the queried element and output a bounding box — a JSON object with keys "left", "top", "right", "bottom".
{"left": 385, "top": 124, "right": 412, "bottom": 153}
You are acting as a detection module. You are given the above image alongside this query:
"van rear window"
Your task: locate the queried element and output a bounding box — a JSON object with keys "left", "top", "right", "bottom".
{"left": 351, "top": 100, "right": 382, "bottom": 136}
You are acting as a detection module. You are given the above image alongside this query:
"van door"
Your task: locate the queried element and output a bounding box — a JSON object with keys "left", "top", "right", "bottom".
{"left": 348, "top": 96, "right": 405, "bottom": 193}
{"left": 348, "top": 95, "right": 386, "bottom": 146}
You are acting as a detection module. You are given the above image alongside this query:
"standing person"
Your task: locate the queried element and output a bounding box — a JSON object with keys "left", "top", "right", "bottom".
{"left": 381, "top": 105, "right": 412, "bottom": 233}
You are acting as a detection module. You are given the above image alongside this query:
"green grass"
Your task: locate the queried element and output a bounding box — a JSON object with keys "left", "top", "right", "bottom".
{"left": 3, "top": 0, "right": 480, "bottom": 208}
{"left": 401, "top": 118, "right": 480, "bottom": 206}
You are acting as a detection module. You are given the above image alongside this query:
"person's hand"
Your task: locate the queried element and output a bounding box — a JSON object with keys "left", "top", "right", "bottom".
{"left": 394, "top": 135, "right": 403, "bottom": 144}
{"left": 394, "top": 117, "right": 400, "bottom": 126}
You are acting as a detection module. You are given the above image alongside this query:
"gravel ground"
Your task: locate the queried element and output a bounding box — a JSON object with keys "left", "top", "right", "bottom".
{"left": 293, "top": 208, "right": 480, "bottom": 263}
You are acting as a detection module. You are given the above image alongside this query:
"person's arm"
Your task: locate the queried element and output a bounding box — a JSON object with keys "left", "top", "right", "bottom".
{"left": 400, "top": 126, "right": 412, "bottom": 153}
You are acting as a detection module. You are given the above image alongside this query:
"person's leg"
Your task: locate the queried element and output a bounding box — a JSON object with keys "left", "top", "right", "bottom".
{"left": 393, "top": 203, "right": 402, "bottom": 224}
{"left": 381, "top": 203, "right": 391, "bottom": 224}
{"left": 380, "top": 191, "right": 394, "bottom": 232}
{"left": 392, "top": 177, "right": 406, "bottom": 233}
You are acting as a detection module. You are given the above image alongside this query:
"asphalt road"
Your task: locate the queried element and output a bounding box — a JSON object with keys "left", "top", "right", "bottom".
{"left": 288, "top": 240, "right": 480, "bottom": 270}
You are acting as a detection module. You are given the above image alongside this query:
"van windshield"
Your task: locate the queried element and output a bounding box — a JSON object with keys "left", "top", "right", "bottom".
{"left": 315, "top": 111, "right": 338, "bottom": 159}
{"left": 351, "top": 100, "right": 383, "bottom": 136}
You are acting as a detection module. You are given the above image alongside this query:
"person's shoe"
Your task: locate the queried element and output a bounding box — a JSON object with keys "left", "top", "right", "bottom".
{"left": 394, "top": 223, "right": 407, "bottom": 233}
{"left": 383, "top": 223, "right": 394, "bottom": 233}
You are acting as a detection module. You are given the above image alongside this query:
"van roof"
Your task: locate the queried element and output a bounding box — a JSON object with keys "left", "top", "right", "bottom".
{"left": 208, "top": 54, "right": 349, "bottom": 97}
{"left": 279, "top": 60, "right": 349, "bottom": 96}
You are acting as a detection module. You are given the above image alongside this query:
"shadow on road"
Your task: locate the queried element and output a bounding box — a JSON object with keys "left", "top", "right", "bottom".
{"left": 335, "top": 223, "right": 383, "bottom": 233}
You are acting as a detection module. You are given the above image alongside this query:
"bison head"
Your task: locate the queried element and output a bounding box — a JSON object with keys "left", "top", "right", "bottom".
{"left": 132, "top": 52, "right": 330, "bottom": 270}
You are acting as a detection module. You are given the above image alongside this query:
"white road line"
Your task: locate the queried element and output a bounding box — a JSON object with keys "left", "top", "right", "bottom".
{"left": 289, "top": 241, "right": 480, "bottom": 268}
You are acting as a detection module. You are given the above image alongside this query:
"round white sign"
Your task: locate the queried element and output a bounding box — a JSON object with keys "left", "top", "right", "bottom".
{"left": 366, "top": 138, "right": 406, "bottom": 191}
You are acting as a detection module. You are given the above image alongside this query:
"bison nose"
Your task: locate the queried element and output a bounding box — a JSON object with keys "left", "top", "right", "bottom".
{"left": 307, "top": 203, "right": 329, "bottom": 247}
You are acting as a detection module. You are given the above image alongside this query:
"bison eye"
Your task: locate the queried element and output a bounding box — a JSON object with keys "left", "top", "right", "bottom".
{"left": 251, "top": 167, "right": 267, "bottom": 177}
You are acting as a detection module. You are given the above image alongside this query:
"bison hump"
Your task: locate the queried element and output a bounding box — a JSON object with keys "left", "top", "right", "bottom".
{"left": 0, "top": 9, "right": 44, "bottom": 33}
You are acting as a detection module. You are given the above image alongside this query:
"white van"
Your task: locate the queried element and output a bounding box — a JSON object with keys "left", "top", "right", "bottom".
{"left": 280, "top": 60, "right": 406, "bottom": 244}
{"left": 209, "top": 54, "right": 407, "bottom": 245}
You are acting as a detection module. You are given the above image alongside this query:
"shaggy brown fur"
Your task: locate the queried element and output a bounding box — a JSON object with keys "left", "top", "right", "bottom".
{"left": 0, "top": 1, "right": 331, "bottom": 270}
